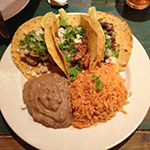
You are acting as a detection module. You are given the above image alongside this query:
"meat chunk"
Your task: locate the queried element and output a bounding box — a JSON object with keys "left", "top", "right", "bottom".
{"left": 29, "top": 51, "right": 40, "bottom": 58}
{"left": 20, "top": 50, "right": 26, "bottom": 61}
{"left": 80, "top": 53, "right": 90, "bottom": 68}
{"left": 101, "top": 22, "right": 114, "bottom": 31}
{"left": 74, "top": 41, "right": 88, "bottom": 61}
{"left": 26, "top": 57, "right": 38, "bottom": 66}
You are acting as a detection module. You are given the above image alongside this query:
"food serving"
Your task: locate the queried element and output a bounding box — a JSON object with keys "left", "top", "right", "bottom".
{"left": 23, "top": 73, "right": 72, "bottom": 128}
{"left": 45, "top": 9, "right": 105, "bottom": 81}
{"left": 10, "top": 7, "right": 133, "bottom": 129}
{"left": 71, "top": 63, "right": 129, "bottom": 129}
{"left": 11, "top": 16, "right": 66, "bottom": 79}
{"left": 88, "top": 7, "right": 133, "bottom": 71}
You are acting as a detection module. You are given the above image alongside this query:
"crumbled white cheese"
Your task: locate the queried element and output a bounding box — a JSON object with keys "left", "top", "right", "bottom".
{"left": 36, "top": 75, "right": 40, "bottom": 78}
{"left": 24, "top": 30, "right": 28, "bottom": 35}
{"left": 26, "top": 71, "right": 31, "bottom": 75}
{"left": 23, "top": 49, "right": 29, "bottom": 55}
{"left": 38, "top": 63, "right": 42, "bottom": 66}
{"left": 74, "top": 38, "right": 82, "bottom": 44}
{"left": 36, "top": 29, "right": 44, "bottom": 35}
{"left": 36, "top": 68, "right": 41, "bottom": 74}
{"left": 74, "top": 34, "right": 82, "bottom": 44}
{"left": 105, "top": 49, "right": 112, "bottom": 58}
{"left": 59, "top": 37, "right": 66, "bottom": 44}
{"left": 106, "top": 34, "right": 111, "bottom": 39}
{"left": 57, "top": 27, "right": 66, "bottom": 44}
{"left": 76, "top": 34, "right": 82, "bottom": 39}
{"left": 105, "top": 56, "right": 116, "bottom": 64}
{"left": 37, "top": 65, "right": 49, "bottom": 74}
{"left": 47, "top": 71, "right": 51, "bottom": 74}
{"left": 58, "top": 27, "right": 66, "bottom": 36}
{"left": 30, "top": 70, "right": 37, "bottom": 76}
{"left": 41, "top": 66, "right": 49, "bottom": 73}
{"left": 29, "top": 66, "right": 32, "bottom": 70}
{"left": 77, "top": 26, "right": 82, "bottom": 31}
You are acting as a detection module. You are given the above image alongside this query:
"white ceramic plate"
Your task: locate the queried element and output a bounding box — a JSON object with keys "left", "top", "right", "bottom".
{"left": 0, "top": 0, "right": 30, "bottom": 21}
{"left": 0, "top": 35, "right": 150, "bottom": 150}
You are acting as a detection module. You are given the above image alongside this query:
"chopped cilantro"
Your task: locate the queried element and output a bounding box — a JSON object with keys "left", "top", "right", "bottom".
{"left": 19, "top": 30, "right": 48, "bottom": 58}
{"left": 98, "top": 18, "right": 103, "bottom": 23}
{"left": 112, "top": 50, "right": 119, "bottom": 58}
{"left": 57, "top": 23, "right": 86, "bottom": 82}
{"left": 96, "top": 79, "right": 103, "bottom": 90}
{"left": 92, "top": 74, "right": 103, "bottom": 90}
{"left": 68, "top": 63, "right": 82, "bottom": 81}
{"left": 117, "top": 44, "right": 120, "bottom": 47}
{"left": 105, "top": 38, "right": 111, "bottom": 49}
{"left": 98, "top": 17, "right": 105, "bottom": 23}
{"left": 58, "top": 25, "right": 85, "bottom": 63}
{"left": 104, "top": 29, "right": 120, "bottom": 59}
{"left": 66, "top": 56, "right": 73, "bottom": 62}
{"left": 77, "top": 25, "right": 85, "bottom": 35}
{"left": 19, "top": 40, "right": 26, "bottom": 49}
{"left": 107, "top": 30, "right": 113, "bottom": 35}
{"left": 92, "top": 74, "right": 99, "bottom": 80}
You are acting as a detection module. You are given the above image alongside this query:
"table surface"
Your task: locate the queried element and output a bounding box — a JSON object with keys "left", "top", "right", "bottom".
{"left": 0, "top": 0, "right": 150, "bottom": 149}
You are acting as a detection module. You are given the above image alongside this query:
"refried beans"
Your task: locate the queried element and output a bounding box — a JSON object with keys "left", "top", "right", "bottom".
{"left": 23, "top": 73, "right": 72, "bottom": 128}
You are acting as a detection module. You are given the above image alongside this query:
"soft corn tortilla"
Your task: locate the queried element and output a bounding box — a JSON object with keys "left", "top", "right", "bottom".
{"left": 96, "top": 11, "right": 133, "bottom": 71}
{"left": 44, "top": 13, "right": 69, "bottom": 78}
{"left": 11, "top": 16, "right": 66, "bottom": 80}
{"left": 45, "top": 13, "right": 105, "bottom": 78}
{"left": 81, "top": 14, "right": 105, "bottom": 70}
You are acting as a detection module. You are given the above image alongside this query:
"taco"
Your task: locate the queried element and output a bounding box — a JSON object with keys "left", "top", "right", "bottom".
{"left": 44, "top": 9, "right": 105, "bottom": 81}
{"left": 88, "top": 7, "right": 133, "bottom": 71}
{"left": 11, "top": 16, "right": 66, "bottom": 80}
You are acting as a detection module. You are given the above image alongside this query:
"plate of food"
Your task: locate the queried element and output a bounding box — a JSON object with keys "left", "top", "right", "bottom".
{"left": 0, "top": 0, "right": 30, "bottom": 20}
{"left": 0, "top": 7, "right": 150, "bottom": 150}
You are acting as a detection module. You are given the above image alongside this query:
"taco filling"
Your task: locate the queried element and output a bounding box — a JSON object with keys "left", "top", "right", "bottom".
{"left": 100, "top": 22, "right": 119, "bottom": 64}
{"left": 18, "top": 29, "right": 52, "bottom": 76}
{"left": 88, "top": 7, "right": 132, "bottom": 71}
{"left": 56, "top": 22, "right": 89, "bottom": 81}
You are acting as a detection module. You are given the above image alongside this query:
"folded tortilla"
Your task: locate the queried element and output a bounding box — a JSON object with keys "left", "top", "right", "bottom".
{"left": 96, "top": 11, "right": 133, "bottom": 71}
{"left": 44, "top": 13, "right": 105, "bottom": 78}
{"left": 11, "top": 16, "right": 66, "bottom": 79}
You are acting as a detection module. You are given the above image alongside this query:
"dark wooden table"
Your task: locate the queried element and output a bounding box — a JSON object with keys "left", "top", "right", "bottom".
{"left": 0, "top": 0, "right": 150, "bottom": 149}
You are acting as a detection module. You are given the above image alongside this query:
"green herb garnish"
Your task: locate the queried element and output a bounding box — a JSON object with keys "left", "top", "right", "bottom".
{"left": 92, "top": 74, "right": 99, "bottom": 80}
{"left": 92, "top": 74, "right": 103, "bottom": 90}
{"left": 105, "top": 38, "right": 112, "bottom": 49}
{"left": 98, "top": 18, "right": 104, "bottom": 23}
{"left": 107, "top": 30, "right": 113, "bottom": 35}
{"left": 68, "top": 63, "right": 82, "bottom": 81}
{"left": 66, "top": 56, "right": 73, "bottom": 62}
{"left": 104, "top": 29, "right": 120, "bottom": 59}
{"left": 58, "top": 25, "right": 85, "bottom": 62}
{"left": 19, "top": 30, "right": 48, "bottom": 58}
{"left": 112, "top": 50, "right": 119, "bottom": 58}
{"left": 117, "top": 44, "right": 120, "bottom": 47}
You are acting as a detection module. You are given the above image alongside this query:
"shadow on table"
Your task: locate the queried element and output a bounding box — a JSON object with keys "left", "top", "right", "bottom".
{"left": 0, "top": 0, "right": 41, "bottom": 47}
{"left": 115, "top": 0, "right": 150, "bottom": 22}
